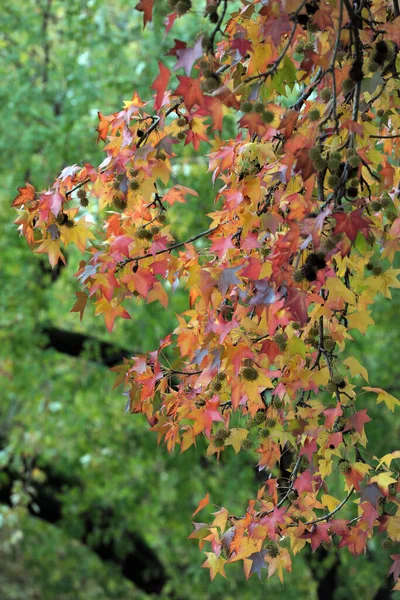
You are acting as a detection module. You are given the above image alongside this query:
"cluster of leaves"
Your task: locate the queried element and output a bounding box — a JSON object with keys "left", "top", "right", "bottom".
{"left": 13, "top": 0, "right": 400, "bottom": 588}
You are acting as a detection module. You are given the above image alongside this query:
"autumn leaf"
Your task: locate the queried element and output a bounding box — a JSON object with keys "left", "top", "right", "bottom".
{"left": 135, "top": 0, "right": 154, "bottom": 26}
{"left": 152, "top": 62, "right": 170, "bottom": 111}
{"left": 70, "top": 292, "right": 88, "bottom": 321}
{"left": 12, "top": 182, "right": 36, "bottom": 207}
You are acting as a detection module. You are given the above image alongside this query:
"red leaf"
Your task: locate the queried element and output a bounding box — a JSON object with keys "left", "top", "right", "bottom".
{"left": 333, "top": 209, "right": 371, "bottom": 242}
{"left": 12, "top": 182, "right": 36, "bottom": 207}
{"left": 303, "top": 522, "right": 331, "bottom": 551}
{"left": 345, "top": 409, "right": 371, "bottom": 435}
{"left": 173, "top": 36, "right": 203, "bottom": 76}
{"left": 152, "top": 62, "right": 170, "bottom": 111}
{"left": 174, "top": 76, "right": 204, "bottom": 110}
{"left": 135, "top": 0, "right": 154, "bottom": 26}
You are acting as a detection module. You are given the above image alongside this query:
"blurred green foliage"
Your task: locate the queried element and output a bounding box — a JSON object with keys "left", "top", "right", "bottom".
{"left": 0, "top": 1, "right": 399, "bottom": 598}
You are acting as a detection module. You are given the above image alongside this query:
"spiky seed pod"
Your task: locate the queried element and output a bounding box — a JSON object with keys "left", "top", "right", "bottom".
{"left": 292, "top": 322, "right": 301, "bottom": 330}
{"left": 77, "top": 188, "right": 87, "bottom": 200}
{"left": 334, "top": 416, "right": 347, "bottom": 432}
{"left": 328, "top": 158, "right": 341, "bottom": 172}
{"left": 314, "top": 157, "right": 327, "bottom": 172}
{"left": 208, "top": 9, "right": 219, "bottom": 23}
{"left": 321, "top": 236, "right": 338, "bottom": 252}
{"left": 299, "top": 455, "right": 309, "bottom": 473}
{"left": 155, "top": 151, "right": 166, "bottom": 161}
{"left": 240, "top": 101, "right": 253, "bottom": 113}
{"left": 195, "top": 399, "right": 206, "bottom": 408}
{"left": 201, "top": 73, "right": 221, "bottom": 93}
{"left": 56, "top": 213, "right": 68, "bottom": 225}
{"left": 214, "top": 436, "right": 226, "bottom": 448}
{"left": 129, "top": 168, "right": 139, "bottom": 178}
{"left": 215, "top": 428, "right": 230, "bottom": 442}
{"left": 272, "top": 397, "right": 284, "bottom": 410}
{"left": 349, "top": 59, "right": 364, "bottom": 82}
{"left": 348, "top": 155, "right": 361, "bottom": 168}
{"left": 376, "top": 108, "right": 385, "bottom": 118}
{"left": 342, "top": 78, "right": 355, "bottom": 94}
{"left": 137, "top": 130, "right": 144, "bottom": 138}
{"left": 347, "top": 187, "right": 358, "bottom": 198}
{"left": 309, "top": 109, "right": 321, "bottom": 122}
{"left": 310, "top": 322, "right": 319, "bottom": 336}
{"left": 262, "top": 110, "right": 275, "bottom": 124}
{"left": 338, "top": 459, "right": 351, "bottom": 474}
{"left": 368, "top": 61, "right": 380, "bottom": 73}
{"left": 216, "top": 372, "right": 227, "bottom": 382}
{"left": 266, "top": 542, "right": 280, "bottom": 558}
{"left": 326, "top": 381, "right": 338, "bottom": 395}
{"left": 177, "top": 117, "right": 187, "bottom": 127}
{"left": 288, "top": 490, "right": 298, "bottom": 503}
{"left": 175, "top": 0, "right": 192, "bottom": 16}
{"left": 304, "top": 41, "right": 315, "bottom": 51}
{"left": 370, "top": 200, "right": 382, "bottom": 212}
{"left": 265, "top": 418, "right": 277, "bottom": 428}
{"left": 308, "top": 146, "right": 321, "bottom": 161}
{"left": 80, "top": 196, "right": 89, "bottom": 207}
{"left": 253, "top": 411, "right": 266, "bottom": 425}
{"left": 129, "top": 179, "right": 140, "bottom": 191}
{"left": 150, "top": 225, "right": 161, "bottom": 236}
{"left": 273, "top": 332, "right": 287, "bottom": 351}
{"left": 113, "top": 196, "right": 127, "bottom": 210}
{"left": 306, "top": 252, "right": 326, "bottom": 270}
{"left": 327, "top": 174, "right": 340, "bottom": 188}
{"left": 372, "top": 265, "right": 383, "bottom": 276}
{"left": 322, "top": 541, "right": 333, "bottom": 550}
{"left": 259, "top": 427, "right": 270, "bottom": 438}
{"left": 136, "top": 226, "right": 153, "bottom": 241}
{"left": 331, "top": 151, "right": 342, "bottom": 160}
{"left": 212, "top": 380, "right": 223, "bottom": 392}
{"left": 380, "top": 197, "right": 391, "bottom": 208}
{"left": 321, "top": 88, "right": 332, "bottom": 102}
{"left": 168, "top": 0, "right": 179, "bottom": 7}
{"left": 295, "top": 42, "right": 305, "bottom": 53}
{"left": 324, "top": 336, "right": 336, "bottom": 352}
{"left": 374, "top": 40, "right": 388, "bottom": 65}
{"left": 65, "top": 218, "right": 75, "bottom": 228}
{"left": 246, "top": 417, "right": 255, "bottom": 429}
{"left": 176, "top": 131, "right": 186, "bottom": 141}
{"left": 241, "top": 438, "right": 253, "bottom": 450}
{"left": 293, "top": 269, "right": 305, "bottom": 283}
{"left": 388, "top": 483, "right": 398, "bottom": 497}
{"left": 111, "top": 179, "right": 120, "bottom": 190}
{"left": 381, "top": 538, "right": 395, "bottom": 550}
{"left": 260, "top": 246, "right": 271, "bottom": 257}
{"left": 253, "top": 101, "right": 265, "bottom": 113}
{"left": 158, "top": 213, "right": 167, "bottom": 223}
{"left": 331, "top": 373, "right": 346, "bottom": 388}
{"left": 242, "top": 366, "right": 259, "bottom": 381}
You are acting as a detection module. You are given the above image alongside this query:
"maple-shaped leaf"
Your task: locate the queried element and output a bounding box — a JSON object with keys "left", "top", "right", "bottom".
{"left": 202, "top": 552, "right": 227, "bottom": 580}
{"left": 260, "top": 507, "right": 287, "bottom": 540}
{"left": 294, "top": 470, "right": 314, "bottom": 495}
{"left": 285, "top": 286, "right": 309, "bottom": 325}
{"left": 359, "top": 483, "right": 383, "bottom": 509}
{"left": 193, "top": 492, "right": 209, "bottom": 517}
{"left": 246, "top": 550, "right": 268, "bottom": 580}
{"left": 389, "top": 554, "right": 400, "bottom": 581}
{"left": 249, "top": 279, "right": 276, "bottom": 307}
{"left": 188, "top": 522, "right": 210, "bottom": 550}
{"left": 175, "top": 76, "right": 204, "bottom": 110}
{"left": 174, "top": 36, "right": 203, "bottom": 76}
{"left": 224, "top": 428, "right": 248, "bottom": 454}
{"left": 12, "top": 182, "right": 36, "bottom": 207}
{"left": 164, "top": 12, "right": 177, "bottom": 34}
{"left": 360, "top": 502, "right": 379, "bottom": 530}
{"left": 363, "top": 387, "right": 400, "bottom": 412}
{"left": 303, "top": 522, "right": 331, "bottom": 552}
{"left": 135, "top": 0, "right": 154, "bottom": 26}
{"left": 70, "top": 292, "right": 88, "bottom": 321}
{"left": 35, "top": 238, "right": 66, "bottom": 269}
{"left": 333, "top": 209, "right": 371, "bottom": 242}
{"left": 94, "top": 297, "right": 131, "bottom": 332}
{"left": 345, "top": 409, "right": 371, "bottom": 435}
{"left": 217, "top": 265, "right": 242, "bottom": 295}
{"left": 151, "top": 62, "right": 170, "bottom": 111}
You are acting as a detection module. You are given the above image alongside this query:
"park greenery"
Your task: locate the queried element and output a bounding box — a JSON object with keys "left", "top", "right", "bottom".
{"left": 1, "top": 0, "right": 400, "bottom": 598}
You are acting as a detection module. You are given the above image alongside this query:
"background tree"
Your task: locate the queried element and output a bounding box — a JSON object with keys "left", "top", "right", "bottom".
{"left": 3, "top": 0, "right": 400, "bottom": 597}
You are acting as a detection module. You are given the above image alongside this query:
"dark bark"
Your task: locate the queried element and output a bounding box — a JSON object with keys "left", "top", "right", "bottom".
{"left": 42, "top": 326, "right": 133, "bottom": 367}
{"left": 0, "top": 465, "right": 167, "bottom": 594}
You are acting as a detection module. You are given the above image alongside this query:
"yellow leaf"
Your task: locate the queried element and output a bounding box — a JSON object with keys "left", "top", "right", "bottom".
{"left": 318, "top": 458, "right": 333, "bottom": 479}
{"left": 387, "top": 513, "right": 400, "bottom": 542}
{"left": 321, "top": 494, "right": 341, "bottom": 512}
{"left": 225, "top": 428, "right": 248, "bottom": 454}
{"left": 61, "top": 217, "right": 95, "bottom": 252}
{"left": 370, "top": 472, "right": 397, "bottom": 490}
{"left": 347, "top": 310, "right": 375, "bottom": 334}
{"left": 325, "top": 277, "right": 356, "bottom": 305}
{"left": 212, "top": 508, "right": 229, "bottom": 531}
{"left": 35, "top": 238, "right": 66, "bottom": 269}
{"left": 375, "top": 451, "right": 400, "bottom": 469}
{"left": 287, "top": 336, "right": 306, "bottom": 358}
{"left": 202, "top": 553, "right": 227, "bottom": 580}
{"left": 363, "top": 387, "right": 400, "bottom": 412}
{"left": 343, "top": 356, "right": 369, "bottom": 382}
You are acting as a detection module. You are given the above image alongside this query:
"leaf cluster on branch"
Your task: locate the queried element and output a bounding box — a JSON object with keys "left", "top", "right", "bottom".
{"left": 12, "top": 0, "right": 400, "bottom": 588}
